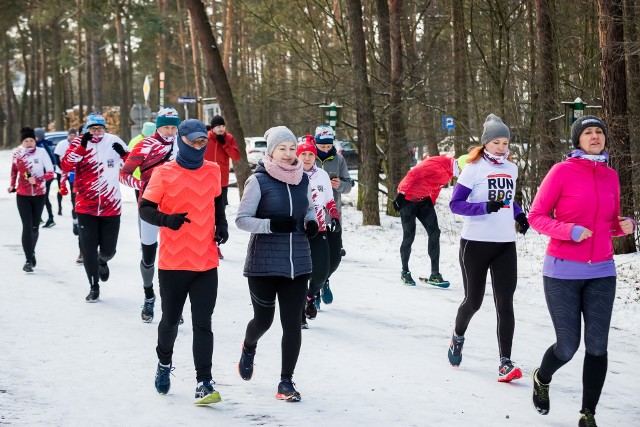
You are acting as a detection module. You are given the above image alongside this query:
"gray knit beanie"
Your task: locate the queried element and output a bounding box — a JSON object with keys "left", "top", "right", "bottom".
{"left": 571, "top": 115, "right": 607, "bottom": 148}
{"left": 264, "top": 126, "right": 297, "bottom": 155}
{"left": 481, "top": 114, "right": 510, "bottom": 145}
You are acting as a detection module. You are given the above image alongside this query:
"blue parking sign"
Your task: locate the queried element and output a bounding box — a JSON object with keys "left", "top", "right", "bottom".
{"left": 442, "top": 115, "right": 455, "bottom": 131}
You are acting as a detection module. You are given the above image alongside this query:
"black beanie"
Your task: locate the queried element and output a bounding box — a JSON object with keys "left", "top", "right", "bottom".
{"left": 210, "top": 115, "right": 225, "bottom": 128}
{"left": 20, "top": 127, "right": 36, "bottom": 141}
{"left": 571, "top": 115, "right": 607, "bottom": 148}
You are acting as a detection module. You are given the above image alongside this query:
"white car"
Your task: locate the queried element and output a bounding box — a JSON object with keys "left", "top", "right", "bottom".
{"left": 245, "top": 137, "right": 267, "bottom": 168}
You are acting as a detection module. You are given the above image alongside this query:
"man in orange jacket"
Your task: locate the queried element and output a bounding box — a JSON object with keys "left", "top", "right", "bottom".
{"left": 394, "top": 155, "right": 459, "bottom": 287}
{"left": 204, "top": 115, "right": 241, "bottom": 259}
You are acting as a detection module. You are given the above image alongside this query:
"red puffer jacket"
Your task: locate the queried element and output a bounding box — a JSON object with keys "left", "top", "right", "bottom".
{"left": 397, "top": 155, "right": 454, "bottom": 203}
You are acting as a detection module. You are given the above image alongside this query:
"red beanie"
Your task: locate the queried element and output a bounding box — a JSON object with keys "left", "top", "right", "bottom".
{"left": 296, "top": 135, "right": 317, "bottom": 156}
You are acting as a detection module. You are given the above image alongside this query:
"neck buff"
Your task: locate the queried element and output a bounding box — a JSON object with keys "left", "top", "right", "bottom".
{"left": 567, "top": 149, "right": 608, "bottom": 163}
{"left": 176, "top": 138, "right": 204, "bottom": 170}
{"left": 316, "top": 146, "right": 337, "bottom": 161}
{"left": 483, "top": 148, "right": 509, "bottom": 164}
{"left": 154, "top": 131, "right": 175, "bottom": 144}
{"left": 91, "top": 134, "right": 105, "bottom": 143}
{"left": 263, "top": 154, "right": 304, "bottom": 185}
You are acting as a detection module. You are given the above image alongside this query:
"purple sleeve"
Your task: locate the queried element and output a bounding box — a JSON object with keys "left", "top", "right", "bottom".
{"left": 512, "top": 201, "right": 524, "bottom": 218}
{"left": 571, "top": 225, "right": 586, "bottom": 242}
{"left": 449, "top": 183, "right": 488, "bottom": 216}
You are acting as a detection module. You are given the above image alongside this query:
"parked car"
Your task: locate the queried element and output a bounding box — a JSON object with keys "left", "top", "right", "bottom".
{"left": 335, "top": 139, "right": 359, "bottom": 170}
{"left": 245, "top": 137, "right": 267, "bottom": 168}
{"left": 44, "top": 131, "right": 69, "bottom": 149}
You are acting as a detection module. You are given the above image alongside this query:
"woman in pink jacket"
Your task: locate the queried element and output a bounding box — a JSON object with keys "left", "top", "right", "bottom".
{"left": 528, "top": 116, "right": 635, "bottom": 427}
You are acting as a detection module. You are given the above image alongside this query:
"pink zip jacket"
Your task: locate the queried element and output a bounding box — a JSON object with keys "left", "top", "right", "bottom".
{"left": 528, "top": 157, "right": 625, "bottom": 263}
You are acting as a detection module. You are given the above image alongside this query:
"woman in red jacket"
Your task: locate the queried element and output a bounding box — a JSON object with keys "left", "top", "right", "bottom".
{"left": 528, "top": 116, "right": 635, "bottom": 426}
{"left": 8, "top": 127, "right": 55, "bottom": 272}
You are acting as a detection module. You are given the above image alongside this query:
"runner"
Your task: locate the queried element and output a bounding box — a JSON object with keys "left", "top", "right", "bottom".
{"left": 60, "top": 112, "right": 129, "bottom": 302}
{"left": 140, "top": 118, "right": 226, "bottom": 405}
{"left": 120, "top": 107, "right": 180, "bottom": 322}
{"left": 8, "top": 127, "right": 55, "bottom": 272}
{"left": 296, "top": 135, "right": 340, "bottom": 328}
{"left": 447, "top": 114, "right": 529, "bottom": 382}
{"left": 236, "top": 126, "right": 317, "bottom": 402}
{"left": 528, "top": 115, "right": 635, "bottom": 426}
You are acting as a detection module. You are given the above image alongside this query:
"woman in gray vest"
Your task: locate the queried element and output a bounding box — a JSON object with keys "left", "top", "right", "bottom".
{"left": 235, "top": 126, "right": 318, "bottom": 402}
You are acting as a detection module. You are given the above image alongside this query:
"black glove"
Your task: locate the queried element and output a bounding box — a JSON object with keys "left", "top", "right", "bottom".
{"left": 486, "top": 200, "right": 505, "bottom": 213}
{"left": 393, "top": 193, "right": 406, "bottom": 211}
{"left": 80, "top": 132, "right": 92, "bottom": 148}
{"left": 216, "top": 134, "right": 226, "bottom": 145}
{"left": 305, "top": 220, "right": 319, "bottom": 238}
{"left": 515, "top": 213, "right": 530, "bottom": 235}
{"left": 270, "top": 216, "right": 297, "bottom": 233}
{"left": 215, "top": 221, "right": 229, "bottom": 244}
{"left": 162, "top": 212, "right": 191, "bottom": 230}
{"left": 112, "top": 143, "right": 127, "bottom": 157}
{"left": 329, "top": 218, "right": 341, "bottom": 233}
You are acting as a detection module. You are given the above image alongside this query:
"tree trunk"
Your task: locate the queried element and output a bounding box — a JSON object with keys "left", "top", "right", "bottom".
{"left": 3, "top": 34, "right": 16, "bottom": 146}
{"left": 185, "top": 0, "right": 251, "bottom": 194}
{"left": 51, "top": 13, "right": 64, "bottom": 130}
{"left": 91, "top": 32, "right": 102, "bottom": 111}
{"left": 624, "top": 0, "right": 640, "bottom": 215}
{"left": 346, "top": 0, "right": 380, "bottom": 225}
{"left": 85, "top": 29, "right": 93, "bottom": 114}
{"left": 452, "top": 0, "right": 470, "bottom": 157}
{"left": 387, "top": 0, "right": 410, "bottom": 215}
{"left": 176, "top": 0, "right": 191, "bottom": 97}
{"left": 535, "top": 0, "right": 559, "bottom": 177}
{"left": 597, "top": 0, "right": 636, "bottom": 253}
{"left": 187, "top": 7, "right": 203, "bottom": 119}
{"left": 115, "top": 2, "right": 130, "bottom": 140}
{"left": 223, "top": 0, "right": 234, "bottom": 73}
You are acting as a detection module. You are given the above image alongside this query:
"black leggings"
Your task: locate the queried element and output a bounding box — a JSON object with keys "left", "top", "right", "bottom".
{"left": 156, "top": 268, "right": 218, "bottom": 382}
{"left": 244, "top": 274, "right": 309, "bottom": 378}
{"left": 77, "top": 213, "right": 120, "bottom": 286}
{"left": 307, "top": 231, "right": 330, "bottom": 297}
{"left": 455, "top": 239, "right": 517, "bottom": 359}
{"left": 400, "top": 199, "right": 440, "bottom": 274}
{"left": 327, "top": 228, "right": 342, "bottom": 278}
{"left": 55, "top": 173, "right": 62, "bottom": 212}
{"left": 537, "top": 276, "right": 615, "bottom": 415}
{"left": 16, "top": 195, "right": 45, "bottom": 262}
{"left": 43, "top": 179, "right": 53, "bottom": 219}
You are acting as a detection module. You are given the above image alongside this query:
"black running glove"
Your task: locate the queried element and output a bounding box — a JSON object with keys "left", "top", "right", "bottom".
{"left": 112, "top": 143, "right": 127, "bottom": 157}
{"left": 329, "top": 218, "right": 341, "bottom": 233}
{"left": 216, "top": 134, "right": 226, "bottom": 145}
{"left": 270, "top": 217, "right": 297, "bottom": 233}
{"left": 486, "top": 200, "right": 505, "bottom": 213}
{"left": 393, "top": 193, "right": 406, "bottom": 212}
{"left": 515, "top": 213, "right": 530, "bottom": 235}
{"left": 305, "top": 220, "right": 319, "bottom": 238}
{"left": 162, "top": 213, "right": 191, "bottom": 230}
{"left": 215, "top": 221, "right": 229, "bottom": 244}
{"left": 80, "top": 132, "right": 92, "bottom": 148}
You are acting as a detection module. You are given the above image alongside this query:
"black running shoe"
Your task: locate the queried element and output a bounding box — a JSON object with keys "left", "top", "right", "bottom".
{"left": 85, "top": 286, "right": 100, "bottom": 303}
{"left": 578, "top": 409, "right": 597, "bottom": 427}
{"left": 98, "top": 262, "right": 109, "bottom": 282}
{"left": 401, "top": 270, "right": 416, "bottom": 286}
{"left": 43, "top": 218, "right": 56, "bottom": 228}
{"left": 155, "top": 363, "right": 173, "bottom": 395}
{"left": 532, "top": 368, "right": 550, "bottom": 415}
{"left": 498, "top": 357, "right": 523, "bottom": 382}
{"left": 275, "top": 378, "right": 301, "bottom": 402}
{"left": 32, "top": 253, "right": 36, "bottom": 267}
{"left": 304, "top": 298, "right": 317, "bottom": 319}
{"left": 238, "top": 344, "right": 255, "bottom": 381}
{"left": 194, "top": 380, "right": 221, "bottom": 405}
{"left": 23, "top": 261, "right": 34, "bottom": 273}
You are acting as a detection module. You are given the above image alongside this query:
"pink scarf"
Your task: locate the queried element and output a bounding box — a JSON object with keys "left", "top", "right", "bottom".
{"left": 263, "top": 155, "right": 304, "bottom": 185}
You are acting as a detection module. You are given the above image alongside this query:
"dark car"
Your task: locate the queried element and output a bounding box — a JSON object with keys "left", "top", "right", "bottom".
{"left": 336, "top": 140, "right": 359, "bottom": 170}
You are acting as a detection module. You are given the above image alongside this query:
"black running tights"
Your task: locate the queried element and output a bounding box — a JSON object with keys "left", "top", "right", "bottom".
{"left": 307, "top": 231, "right": 330, "bottom": 298}
{"left": 537, "top": 276, "right": 615, "bottom": 415}
{"left": 16, "top": 195, "right": 45, "bottom": 262}
{"left": 156, "top": 268, "right": 218, "bottom": 382}
{"left": 400, "top": 199, "right": 440, "bottom": 274}
{"left": 244, "top": 274, "right": 309, "bottom": 378}
{"left": 77, "top": 213, "right": 120, "bottom": 286}
{"left": 454, "top": 239, "right": 517, "bottom": 359}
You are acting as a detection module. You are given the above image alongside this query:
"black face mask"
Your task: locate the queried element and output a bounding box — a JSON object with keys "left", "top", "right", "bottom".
{"left": 176, "top": 138, "right": 204, "bottom": 170}
{"left": 316, "top": 146, "right": 336, "bottom": 161}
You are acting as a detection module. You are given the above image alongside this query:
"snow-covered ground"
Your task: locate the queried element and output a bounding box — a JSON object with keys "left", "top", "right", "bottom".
{"left": 1, "top": 149, "right": 638, "bottom": 426}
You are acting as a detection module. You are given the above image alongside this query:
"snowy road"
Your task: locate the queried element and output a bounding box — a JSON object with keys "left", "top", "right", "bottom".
{"left": 0, "top": 149, "right": 638, "bottom": 426}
